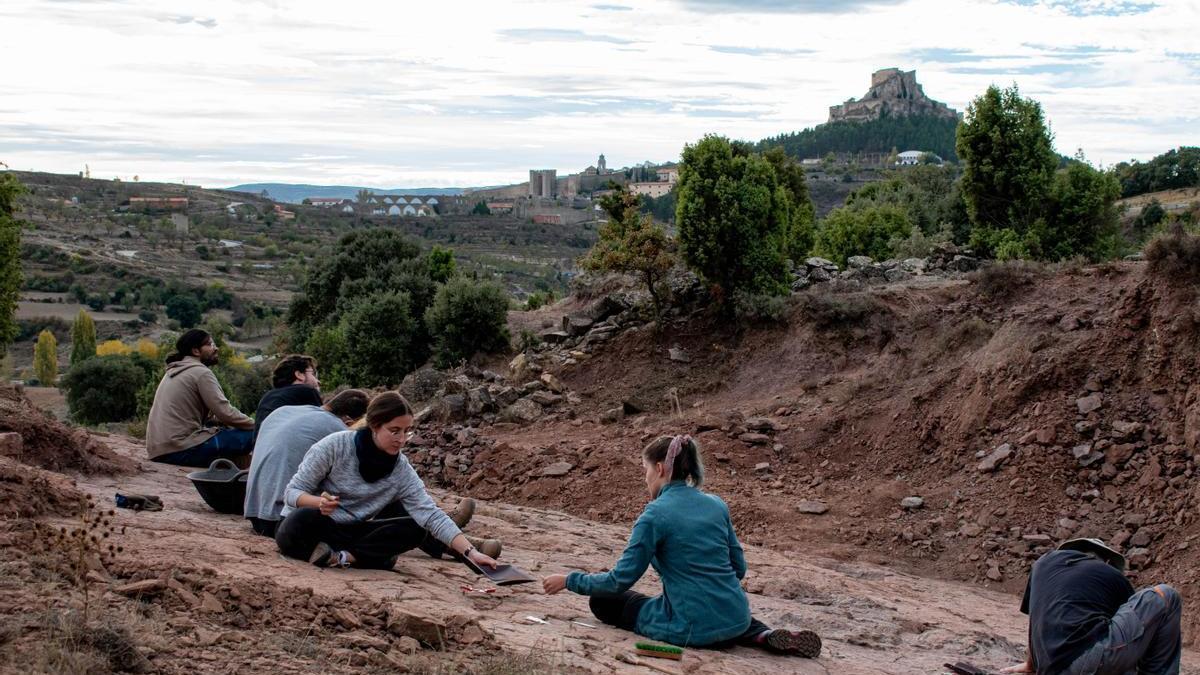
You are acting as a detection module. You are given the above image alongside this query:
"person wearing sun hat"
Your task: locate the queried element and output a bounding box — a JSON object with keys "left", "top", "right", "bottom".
{"left": 1001, "top": 537, "right": 1182, "bottom": 674}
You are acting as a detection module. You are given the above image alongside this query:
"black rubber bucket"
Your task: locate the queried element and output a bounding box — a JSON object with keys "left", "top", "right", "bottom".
{"left": 186, "top": 458, "right": 248, "bottom": 515}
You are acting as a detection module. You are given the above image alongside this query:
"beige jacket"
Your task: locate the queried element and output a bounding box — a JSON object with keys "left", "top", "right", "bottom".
{"left": 145, "top": 357, "right": 254, "bottom": 459}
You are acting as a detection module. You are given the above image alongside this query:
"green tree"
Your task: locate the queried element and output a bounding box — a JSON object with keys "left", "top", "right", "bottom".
{"left": 956, "top": 84, "right": 1057, "bottom": 252}
{"left": 582, "top": 186, "right": 676, "bottom": 316}
{"left": 165, "top": 295, "right": 202, "bottom": 328}
{"left": 34, "top": 329, "right": 58, "bottom": 385}
{"left": 472, "top": 200, "right": 491, "bottom": 215}
{"left": 815, "top": 205, "right": 913, "bottom": 266}
{"left": 763, "top": 147, "right": 817, "bottom": 260}
{"left": 425, "top": 278, "right": 512, "bottom": 368}
{"left": 427, "top": 246, "right": 457, "bottom": 283}
{"left": 61, "top": 354, "right": 154, "bottom": 424}
{"left": 0, "top": 172, "right": 23, "bottom": 357}
{"left": 341, "top": 291, "right": 425, "bottom": 386}
{"left": 69, "top": 309, "right": 97, "bottom": 364}
{"left": 1035, "top": 157, "right": 1123, "bottom": 260}
{"left": 675, "top": 135, "right": 791, "bottom": 311}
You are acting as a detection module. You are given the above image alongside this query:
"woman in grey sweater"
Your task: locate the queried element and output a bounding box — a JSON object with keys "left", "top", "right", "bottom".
{"left": 275, "top": 392, "right": 500, "bottom": 570}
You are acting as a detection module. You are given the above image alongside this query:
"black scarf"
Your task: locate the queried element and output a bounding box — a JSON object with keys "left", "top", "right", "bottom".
{"left": 354, "top": 428, "right": 398, "bottom": 483}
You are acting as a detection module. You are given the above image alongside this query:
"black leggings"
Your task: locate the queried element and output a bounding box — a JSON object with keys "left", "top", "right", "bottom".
{"left": 588, "top": 591, "right": 772, "bottom": 648}
{"left": 275, "top": 502, "right": 447, "bottom": 569}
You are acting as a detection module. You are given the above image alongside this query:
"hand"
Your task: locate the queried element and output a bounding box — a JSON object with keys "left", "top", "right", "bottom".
{"left": 467, "top": 548, "right": 498, "bottom": 569}
{"left": 1000, "top": 663, "right": 1034, "bottom": 673}
{"left": 543, "top": 573, "right": 568, "bottom": 595}
{"left": 318, "top": 492, "right": 339, "bottom": 516}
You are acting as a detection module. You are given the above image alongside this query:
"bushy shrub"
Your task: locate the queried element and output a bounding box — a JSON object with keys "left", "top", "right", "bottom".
{"left": 815, "top": 205, "right": 913, "bottom": 266}
{"left": 425, "top": 278, "right": 511, "bottom": 368}
{"left": 213, "top": 359, "right": 271, "bottom": 412}
{"left": 165, "top": 295, "right": 202, "bottom": 328}
{"left": 342, "top": 291, "right": 426, "bottom": 386}
{"left": 96, "top": 339, "right": 131, "bottom": 356}
{"left": 62, "top": 355, "right": 154, "bottom": 424}
{"left": 733, "top": 291, "right": 790, "bottom": 323}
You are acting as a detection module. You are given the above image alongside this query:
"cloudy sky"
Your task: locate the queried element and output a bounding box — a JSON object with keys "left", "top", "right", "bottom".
{"left": 1, "top": 0, "right": 1197, "bottom": 189}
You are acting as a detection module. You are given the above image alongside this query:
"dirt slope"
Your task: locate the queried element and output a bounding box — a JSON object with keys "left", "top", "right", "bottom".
{"left": 432, "top": 262, "right": 1200, "bottom": 643}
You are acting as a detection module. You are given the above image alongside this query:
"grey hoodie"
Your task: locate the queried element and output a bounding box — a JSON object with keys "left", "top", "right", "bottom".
{"left": 145, "top": 357, "right": 254, "bottom": 459}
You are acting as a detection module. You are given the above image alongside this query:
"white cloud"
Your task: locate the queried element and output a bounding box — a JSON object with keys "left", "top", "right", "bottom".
{"left": 0, "top": 0, "right": 1196, "bottom": 187}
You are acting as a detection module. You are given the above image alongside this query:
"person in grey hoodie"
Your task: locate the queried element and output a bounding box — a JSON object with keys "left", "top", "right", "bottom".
{"left": 145, "top": 329, "right": 255, "bottom": 467}
{"left": 275, "top": 391, "right": 501, "bottom": 570}
{"left": 244, "top": 389, "right": 370, "bottom": 537}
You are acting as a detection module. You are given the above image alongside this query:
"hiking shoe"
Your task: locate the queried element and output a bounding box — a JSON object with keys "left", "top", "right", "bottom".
{"left": 766, "top": 629, "right": 822, "bottom": 658}
{"left": 450, "top": 498, "right": 476, "bottom": 529}
{"left": 308, "top": 542, "right": 351, "bottom": 568}
{"left": 467, "top": 536, "right": 502, "bottom": 559}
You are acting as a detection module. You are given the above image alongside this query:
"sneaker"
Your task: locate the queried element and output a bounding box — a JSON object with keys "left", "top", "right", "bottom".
{"left": 467, "top": 536, "right": 502, "bottom": 559}
{"left": 766, "top": 629, "right": 822, "bottom": 658}
{"left": 450, "top": 498, "right": 476, "bottom": 529}
{"left": 308, "top": 542, "right": 351, "bottom": 568}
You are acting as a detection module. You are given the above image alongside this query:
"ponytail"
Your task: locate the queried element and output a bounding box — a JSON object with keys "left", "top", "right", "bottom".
{"left": 643, "top": 434, "right": 704, "bottom": 488}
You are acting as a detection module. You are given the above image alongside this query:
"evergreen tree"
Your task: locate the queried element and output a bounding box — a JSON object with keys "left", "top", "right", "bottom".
{"left": 0, "top": 172, "right": 23, "bottom": 358}
{"left": 676, "top": 135, "right": 791, "bottom": 311}
{"left": 956, "top": 84, "right": 1057, "bottom": 247}
{"left": 34, "top": 329, "right": 58, "bottom": 385}
{"left": 70, "top": 309, "right": 97, "bottom": 364}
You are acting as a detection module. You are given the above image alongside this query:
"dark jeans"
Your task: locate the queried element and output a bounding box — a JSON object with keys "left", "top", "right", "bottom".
{"left": 1066, "top": 584, "right": 1182, "bottom": 675}
{"left": 248, "top": 517, "right": 277, "bottom": 538}
{"left": 588, "top": 591, "right": 771, "bottom": 648}
{"left": 274, "top": 502, "right": 447, "bottom": 570}
{"left": 152, "top": 429, "right": 255, "bottom": 467}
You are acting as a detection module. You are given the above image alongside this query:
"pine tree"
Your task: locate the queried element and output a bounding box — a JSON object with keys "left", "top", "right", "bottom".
{"left": 70, "top": 309, "right": 97, "bottom": 364}
{"left": 34, "top": 329, "right": 58, "bottom": 385}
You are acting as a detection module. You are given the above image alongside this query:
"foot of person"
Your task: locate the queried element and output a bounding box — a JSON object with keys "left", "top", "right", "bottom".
{"left": 308, "top": 542, "right": 353, "bottom": 568}
{"left": 467, "top": 536, "right": 501, "bottom": 559}
{"left": 451, "top": 498, "right": 476, "bottom": 529}
{"left": 765, "top": 629, "right": 822, "bottom": 658}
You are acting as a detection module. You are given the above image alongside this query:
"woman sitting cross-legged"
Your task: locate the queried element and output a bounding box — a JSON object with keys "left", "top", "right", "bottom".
{"left": 275, "top": 391, "right": 500, "bottom": 570}
{"left": 543, "top": 434, "right": 821, "bottom": 657}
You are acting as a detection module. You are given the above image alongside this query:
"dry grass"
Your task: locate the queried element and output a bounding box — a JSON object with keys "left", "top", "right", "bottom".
{"left": 796, "top": 289, "right": 890, "bottom": 330}
{"left": 969, "top": 260, "right": 1045, "bottom": 299}
{"left": 1145, "top": 224, "right": 1200, "bottom": 279}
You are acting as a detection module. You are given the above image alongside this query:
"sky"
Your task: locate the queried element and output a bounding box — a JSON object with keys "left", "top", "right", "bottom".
{"left": 0, "top": 0, "right": 1197, "bottom": 189}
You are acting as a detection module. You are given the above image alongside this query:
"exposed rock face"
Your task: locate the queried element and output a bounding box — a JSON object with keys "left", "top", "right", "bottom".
{"left": 828, "top": 68, "right": 958, "bottom": 123}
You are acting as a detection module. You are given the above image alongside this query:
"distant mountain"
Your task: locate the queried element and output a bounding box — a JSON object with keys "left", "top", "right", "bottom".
{"left": 224, "top": 183, "right": 468, "bottom": 204}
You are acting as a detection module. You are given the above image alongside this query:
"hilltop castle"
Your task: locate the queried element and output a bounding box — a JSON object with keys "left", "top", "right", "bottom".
{"left": 828, "top": 68, "right": 958, "bottom": 123}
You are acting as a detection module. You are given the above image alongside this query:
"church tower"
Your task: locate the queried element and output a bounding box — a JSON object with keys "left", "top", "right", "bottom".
{"left": 597, "top": 154, "right": 607, "bottom": 173}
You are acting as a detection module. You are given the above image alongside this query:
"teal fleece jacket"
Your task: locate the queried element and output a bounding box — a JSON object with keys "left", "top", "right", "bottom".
{"left": 566, "top": 481, "right": 751, "bottom": 646}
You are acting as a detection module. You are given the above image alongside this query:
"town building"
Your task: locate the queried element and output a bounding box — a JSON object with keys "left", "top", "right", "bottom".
{"left": 529, "top": 170, "right": 557, "bottom": 198}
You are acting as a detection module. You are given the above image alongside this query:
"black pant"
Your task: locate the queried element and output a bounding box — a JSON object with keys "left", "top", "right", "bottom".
{"left": 274, "top": 503, "right": 446, "bottom": 570}
{"left": 248, "top": 517, "right": 277, "bottom": 538}
{"left": 588, "top": 591, "right": 771, "bottom": 648}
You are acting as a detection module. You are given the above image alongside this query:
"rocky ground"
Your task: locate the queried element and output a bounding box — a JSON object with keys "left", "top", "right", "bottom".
{"left": 1, "top": 434, "right": 1059, "bottom": 674}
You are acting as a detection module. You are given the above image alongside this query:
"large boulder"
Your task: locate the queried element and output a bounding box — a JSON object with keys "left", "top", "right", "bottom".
{"left": 499, "top": 399, "right": 543, "bottom": 424}
{"left": 399, "top": 368, "right": 447, "bottom": 404}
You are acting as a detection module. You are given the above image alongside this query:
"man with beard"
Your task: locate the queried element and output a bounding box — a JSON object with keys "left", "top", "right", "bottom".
{"left": 146, "top": 328, "right": 255, "bottom": 467}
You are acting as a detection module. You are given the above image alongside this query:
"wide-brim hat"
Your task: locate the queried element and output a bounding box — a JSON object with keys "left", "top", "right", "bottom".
{"left": 1058, "top": 538, "right": 1126, "bottom": 572}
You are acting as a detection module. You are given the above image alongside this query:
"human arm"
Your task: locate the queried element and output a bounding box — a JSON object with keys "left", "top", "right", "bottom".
{"left": 563, "top": 511, "right": 658, "bottom": 596}
{"left": 448, "top": 533, "right": 498, "bottom": 569}
{"left": 725, "top": 507, "right": 747, "bottom": 580}
{"left": 197, "top": 370, "right": 254, "bottom": 429}
{"left": 392, "top": 459, "right": 464, "bottom": 547}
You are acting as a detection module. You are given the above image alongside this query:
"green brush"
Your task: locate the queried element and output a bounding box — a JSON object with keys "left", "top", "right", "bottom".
{"left": 634, "top": 641, "right": 684, "bottom": 660}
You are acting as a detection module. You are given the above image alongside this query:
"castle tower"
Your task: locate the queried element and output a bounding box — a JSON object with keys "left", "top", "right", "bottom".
{"left": 597, "top": 154, "right": 607, "bottom": 173}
